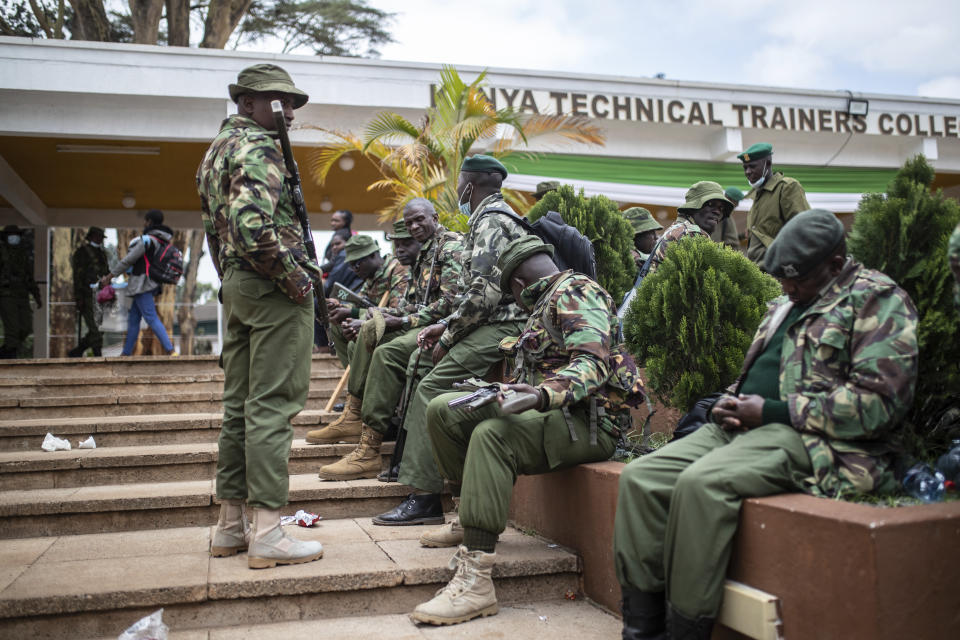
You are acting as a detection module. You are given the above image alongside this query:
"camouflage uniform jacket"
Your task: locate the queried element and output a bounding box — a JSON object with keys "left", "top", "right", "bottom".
{"left": 745, "top": 171, "right": 810, "bottom": 266}
{"left": 949, "top": 221, "right": 960, "bottom": 309}
{"left": 71, "top": 242, "right": 109, "bottom": 301}
{"left": 439, "top": 193, "right": 529, "bottom": 346}
{"left": 353, "top": 256, "right": 408, "bottom": 315}
{"left": 502, "top": 270, "right": 646, "bottom": 441}
{"left": 196, "top": 114, "right": 321, "bottom": 303}
{"left": 647, "top": 216, "right": 706, "bottom": 275}
{"left": 0, "top": 243, "right": 39, "bottom": 298}
{"left": 398, "top": 227, "right": 464, "bottom": 329}
{"left": 730, "top": 259, "right": 918, "bottom": 497}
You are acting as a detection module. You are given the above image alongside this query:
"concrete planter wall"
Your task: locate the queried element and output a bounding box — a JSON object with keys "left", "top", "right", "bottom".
{"left": 509, "top": 461, "right": 960, "bottom": 640}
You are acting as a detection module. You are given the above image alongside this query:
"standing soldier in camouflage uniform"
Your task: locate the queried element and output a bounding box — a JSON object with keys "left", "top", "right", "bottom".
{"left": 69, "top": 226, "right": 110, "bottom": 357}
{"left": 949, "top": 221, "right": 960, "bottom": 309}
{"left": 196, "top": 64, "right": 323, "bottom": 570}
{"left": 740, "top": 143, "right": 810, "bottom": 267}
{"left": 647, "top": 181, "right": 733, "bottom": 275}
{"left": 0, "top": 225, "right": 41, "bottom": 359}
{"left": 315, "top": 200, "right": 464, "bottom": 480}
{"left": 614, "top": 209, "right": 919, "bottom": 640}
{"left": 622, "top": 207, "right": 662, "bottom": 273}
{"left": 411, "top": 236, "right": 644, "bottom": 626}
{"left": 373, "top": 155, "right": 529, "bottom": 526}
{"left": 709, "top": 187, "right": 744, "bottom": 251}
{"left": 324, "top": 234, "right": 410, "bottom": 374}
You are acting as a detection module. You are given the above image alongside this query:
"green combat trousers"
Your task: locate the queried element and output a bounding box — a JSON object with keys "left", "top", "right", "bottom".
{"left": 76, "top": 291, "right": 102, "bottom": 351}
{"left": 397, "top": 321, "right": 524, "bottom": 494}
{"left": 360, "top": 327, "right": 432, "bottom": 435}
{"left": 0, "top": 291, "right": 32, "bottom": 355}
{"left": 427, "top": 392, "right": 616, "bottom": 536}
{"left": 613, "top": 422, "right": 811, "bottom": 619}
{"left": 216, "top": 269, "right": 313, "bottom": 509}
{"left": 329, "top": 323, "right": 353, "bottom": 370}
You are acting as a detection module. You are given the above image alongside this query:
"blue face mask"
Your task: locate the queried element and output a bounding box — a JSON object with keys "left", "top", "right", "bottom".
{"left": 6, "top": 235, "right": 21, "bottom": 246}
{"left": 89, "top": 241, "right": 101, "bottom": 248}
{"left": 458, "top": 184, "right": 473, "bottom": 216}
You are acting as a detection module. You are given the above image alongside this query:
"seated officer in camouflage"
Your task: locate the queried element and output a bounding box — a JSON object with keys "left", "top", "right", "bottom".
{"left": 410, "top": 236, "right": 644, "bottom": 626}
{"left": 316, "top": 199, "right": 464, "bottom": 480}
{"left": 647, "top": 181, "right": 734, "bottom": 275}
{"left": 622, "top": 207, "right": 662, "bottom": 272}
{"left": 614, "top": 209, "right": 919, "bottom": 640}
{"left": 373, "top": 155, "right": 529, "bottom": 526}
{"left": 709, "top": 187, "right": 744, "bottom": 251}
{"left": 69, "top": 226, "right": 110, "bottom": 357}
{"left": 197, "top": 63, "right": 323, "bottom": 569}
{"left": 950, "top": 221, "right": 960, "bottom": 309}
{"left": 740, "top": 142, "right": 810, "bottom": 267}
{"left": 323, "top": 234, "right": 409, "bottom": 374}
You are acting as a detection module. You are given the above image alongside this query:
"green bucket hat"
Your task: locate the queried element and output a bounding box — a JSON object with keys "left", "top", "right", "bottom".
{"left": 229, "top": 64, "right": 309, "bottom": 109}
{"left": 388, "top": 219, "right": 412, "bottom": 240}
{"left": 497, "top": 236, "right": 554, "bottom": 292}
{"left": 677, "top": 181, "right": 734, "bottom": 216}
{"left": 764, "top": 209, "right": 844, "bottom": 279}
{"left": 533, "top": 180, "right": 560, "bottom": 199}
{"left": 622, "top": 207, "right": 663, "bottom": 235}
{"left": 344, "top": 235, "right": 380, "bottom": 263}
{"left": 461, "top": 154, "right": 508, "bottom": 178}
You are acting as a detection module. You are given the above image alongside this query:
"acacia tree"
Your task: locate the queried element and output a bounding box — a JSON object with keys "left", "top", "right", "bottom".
{"left": 306, "top": 66, "right": 605, "bottom": 230}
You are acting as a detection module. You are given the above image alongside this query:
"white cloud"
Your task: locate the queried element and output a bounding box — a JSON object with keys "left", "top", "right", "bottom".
{"left": 917, "top": 76, "right": 960, "bottom": 100}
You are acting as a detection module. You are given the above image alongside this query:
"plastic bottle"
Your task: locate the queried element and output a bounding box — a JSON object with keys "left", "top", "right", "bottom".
{"left": 902, "top": 463, "right": 945, "bottom": 503}
{"left": 935, "top": 439, "right": 960, "bottom": 486}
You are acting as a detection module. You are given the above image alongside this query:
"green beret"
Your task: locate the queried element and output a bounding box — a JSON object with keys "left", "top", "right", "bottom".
{"left": 344, "top": 235, "right": 380, "bottom": 262}
{"left": 737, "top": 143, "right": 773, "bottom": 163}
{"left": 461, "top": 154, "right": 508, "bottom": 179}
{"left": 724, "top": 187, "right": 745, "bottom": 205}
{"left": 764, "top": 209, "right": 844, "bottom": 279}
{"left": 677, "top": 181, "right": 734, "bottom": 216}
{"left": 622, "top": 207, "right": 663, "bottom": 235}
{"left": 229, "top": 63, "right": 309, "bottom": 109}
{"left": 388, "top": 219, "right": 412, "bottom": 240}
{"left": 533, "top": 180, "right": 560, "bottom": 198}
{"left": 497, "top": 236, "right": 554, "bottom": 292}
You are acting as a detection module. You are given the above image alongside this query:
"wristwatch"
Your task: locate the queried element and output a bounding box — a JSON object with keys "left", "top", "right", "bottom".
{"left": 401, "top": 316, "right": 411, "bottom": 330}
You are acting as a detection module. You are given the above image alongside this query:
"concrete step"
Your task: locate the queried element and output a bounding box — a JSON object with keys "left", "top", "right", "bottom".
{"left": 0, "top": 354, "right": 342, "bottom": 378}
{"left": 100, "top": 600, "right": 619, "bottom": 640}
{"left": 0, "top": 520, "right": 584, "bottom": 640}
{"left": 0, "top": 439, "right": 397, "bottom": 490}
{"left": 0, "top": 410, "right": 338, "bottom": 451}
{"left": 0, "top": 382, "right": 341, "bottom": 420}
{"left": 0, "top": 474, "right": 423, "bottom": 539}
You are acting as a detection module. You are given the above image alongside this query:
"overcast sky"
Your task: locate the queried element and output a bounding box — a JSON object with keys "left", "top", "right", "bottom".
{"left": 367, "top": 0, "right": 960, "bottom": 99}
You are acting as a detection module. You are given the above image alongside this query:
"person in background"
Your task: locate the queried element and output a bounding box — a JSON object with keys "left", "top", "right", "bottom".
{"left": 710, "top": 187, "right": 744, "bottom": 251}
{"left": 622, "top": 207, "right": 663, "bottom": 273}
{"left": 323, "top": 209, "right": 355, "bottom": 261}
{"left": 99, "top": 210, "right": 176, "bottom": 356}
{"left": 0, "top": 225, "right": 41, "bottom": 359}
{"left": 69, "top": 226, "right": 110, "bottom": 357}
{"left": 532, "top": 180, "right": 559, "bottom": 201}
{"left": 647, "top": 182, "right": 733, "bottom": 275}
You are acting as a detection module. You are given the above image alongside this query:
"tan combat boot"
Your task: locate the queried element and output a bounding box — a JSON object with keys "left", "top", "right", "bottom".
{"left": 420, "top": 497, "right": 463, "bottom": 548}
{"left": 210, "top": 498, "right": 249, "bottom": 557}
{"left": 411, "top": 545, "right": 498, "bottom": 625}
{"left": 306, "top": 393, "right": 362, "bottom": 444}
{"left": 317, "top": 423, "right": 383, "bottom": 480}
{"left": 247, "top": 507, "right": 324, "bottom": 569}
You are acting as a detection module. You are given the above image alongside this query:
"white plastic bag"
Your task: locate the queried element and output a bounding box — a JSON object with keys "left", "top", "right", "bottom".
{"left": 41, "top": 433, "right": 71, "bottom": 452}
{"left": 78, "top": 436, "right": 97, "bottom": 449}
{"left": 118, "top": 608, "right": 168, "bottom": 640}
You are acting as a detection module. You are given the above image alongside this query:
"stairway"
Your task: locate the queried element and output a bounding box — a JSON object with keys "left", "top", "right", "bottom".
{"left": 0, "top": 355, "right": 618, "bottom": 639}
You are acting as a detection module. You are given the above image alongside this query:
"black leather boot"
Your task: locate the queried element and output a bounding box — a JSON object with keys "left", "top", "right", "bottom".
{"left": 668, "top": 604, "right": 714, "bottom": 640}
{"left": 376, "top": 463, "right": 399, "bottom": 483}
{"left": 67, "top": 343, "right": 86, "bottom": 357}
{"left": 372, "top": 493, "right": 444, "bottom": 526}
{"left": 621, "top": 588, "right": 667, "bottom": 640}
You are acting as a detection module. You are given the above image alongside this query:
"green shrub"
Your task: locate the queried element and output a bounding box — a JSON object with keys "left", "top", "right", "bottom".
{"left": 527, "top": 184, "right": 635, "bottom": 302}
{"left": 624, "top": 236, "right": 780, "bottom": 411}
{"left": 847, "top": 155, "right": 960, "bottom": 458}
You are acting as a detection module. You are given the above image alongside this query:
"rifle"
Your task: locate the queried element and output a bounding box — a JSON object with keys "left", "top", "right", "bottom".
{"left": 380, "top": 344, "right": 425, "bottom": 482}
{"left": 333, "top": 282, "right": 376, "bottom": 309}
{"left": 447, "top": 381, "right": 540, "bottom": 414}
{"left": 271, "top": 100, "right": 330, "bottom": 335}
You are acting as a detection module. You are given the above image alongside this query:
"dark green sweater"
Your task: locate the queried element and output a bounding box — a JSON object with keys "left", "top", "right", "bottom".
{"left": 738, "top": 304, "right": 807, "bottom": 425}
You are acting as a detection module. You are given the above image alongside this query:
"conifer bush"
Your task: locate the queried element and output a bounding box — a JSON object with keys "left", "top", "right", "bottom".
{"left": 527, "top": 184, "right": 635, "bottom": 302}
{"left": 624, "top": 236, "right": 780, "bottom": 412}
{"left": 847, "top": 155, "right": 960, "bottom": 458}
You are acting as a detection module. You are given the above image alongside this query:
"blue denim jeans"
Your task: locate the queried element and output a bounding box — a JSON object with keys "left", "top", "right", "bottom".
{"left": 122, "top": 291, "right": 174, "bottom": 355}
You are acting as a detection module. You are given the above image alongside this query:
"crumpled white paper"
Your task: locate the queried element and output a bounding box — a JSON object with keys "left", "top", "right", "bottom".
{"left": 118, "top": 608, "right": 168, "bottom": 640}
{"left": 78, "top": 436, "right": 97, "bottom": 449}
{"left": 280, "top": 509, "right": 321, "bottom": 527}
{"left": 41, "top": 433, "right": 71, "bottom": 452}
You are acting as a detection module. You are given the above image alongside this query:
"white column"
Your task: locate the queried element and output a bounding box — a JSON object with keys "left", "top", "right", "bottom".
{"left": 32, "top": 226, "right": 50, "bottom": 358}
